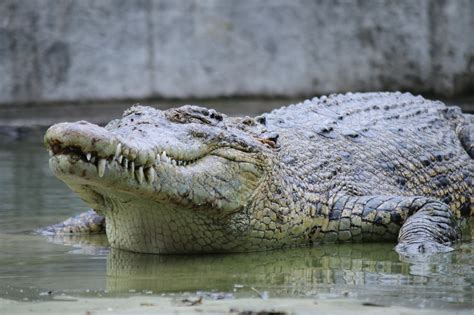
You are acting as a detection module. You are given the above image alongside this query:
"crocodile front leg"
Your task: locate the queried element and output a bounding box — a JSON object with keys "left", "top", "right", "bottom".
{"left": 37, "top": 209, "right": 106, "bottom": 235}
{"left": 322, "top": 195, "right": 461, "bottom": 254}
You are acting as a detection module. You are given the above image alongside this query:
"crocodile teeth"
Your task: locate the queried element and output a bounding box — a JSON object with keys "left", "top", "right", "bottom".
{"left": 136, "top": 166, "right": 144, "bottom": 184}
{"left": 98, "top": 159, "right": 107, "bottom": 178}
{"left": 115, "top": 143, "right": 122, "bottom": 160}
{"left": 161, "top": 151, "right": 168, "bottom": 163}
{"left": 123, "top": 158, "right": 128, "bottom": 169}
{"left": 117, "top": 155, "right": 123, "bottom": 163}
{"left": 146, "top": 167, "right": 155, "bottom": 183}
{"left": 48, "top": 150, "right": 54, "bottom": 157}
{"left": 171, "top": 159, "right": 177, "bottom": 166}
{"left": 86, "top": 153, "right": 92, "bottom": 161}
{"left": 130, "top": 161, "right": 135, "bottom": 174}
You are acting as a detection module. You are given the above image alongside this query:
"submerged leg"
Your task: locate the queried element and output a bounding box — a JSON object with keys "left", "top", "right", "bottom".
{"left": 37, "top": 209, "right": 106, "bottom": 235}
{"left": 323, "top": 194, "right": 461, "bottom": 254}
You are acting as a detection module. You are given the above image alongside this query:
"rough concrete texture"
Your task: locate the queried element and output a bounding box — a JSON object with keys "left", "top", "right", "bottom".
{"left": 0, "top": 0, "right": 473, "bottom": 105}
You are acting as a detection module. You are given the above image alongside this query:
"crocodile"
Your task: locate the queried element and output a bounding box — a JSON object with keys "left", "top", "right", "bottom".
{"left": 43, "top": 92, "right": 473, "bottom": 255}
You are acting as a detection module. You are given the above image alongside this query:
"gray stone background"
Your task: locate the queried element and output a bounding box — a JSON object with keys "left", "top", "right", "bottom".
{"left": 0, "top": 0, "right": 473, "bottom": 107}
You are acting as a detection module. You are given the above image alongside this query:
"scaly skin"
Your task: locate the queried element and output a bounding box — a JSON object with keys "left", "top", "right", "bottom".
{"left": 43, "top": 92, "right": 473, "bottom": 254}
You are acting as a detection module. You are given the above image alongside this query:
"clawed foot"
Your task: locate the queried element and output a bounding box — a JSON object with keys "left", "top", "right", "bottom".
{"left": 395, "top": 241, "right": 454, "bottom": 255}
{"left": 36, "top": 209, "right": 105, "bottom": 235}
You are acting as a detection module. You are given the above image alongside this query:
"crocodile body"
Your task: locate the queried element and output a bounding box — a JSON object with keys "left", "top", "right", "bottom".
{"left": 44, "top": 92, "right": 473, "bottom": 254}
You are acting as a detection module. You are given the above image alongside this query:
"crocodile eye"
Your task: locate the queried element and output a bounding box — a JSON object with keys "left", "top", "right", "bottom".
{"left": 166, "top": 106, "right": 225, "bottom": 126}
{"left": 258, "top": 132, "right": 279, "bottom": 148}
{"left": 168, "top": 112, "right": 186, "bottom": 123}
{"left": 168, "top": 111, "right": 214, "bottom": 125}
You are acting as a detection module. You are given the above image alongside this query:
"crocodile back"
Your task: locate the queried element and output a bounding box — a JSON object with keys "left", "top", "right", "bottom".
{"left": 264, "top": 92, "right": 473, "bottom": 218}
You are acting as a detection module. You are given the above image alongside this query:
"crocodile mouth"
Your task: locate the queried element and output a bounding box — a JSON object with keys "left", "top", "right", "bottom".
{"left": 45, "top": 119, "right": 266, "bottom": 217}
{"left": 45, "top": 122, "right": 263, "bottom": 189}
{"left": 48, "top": 141, "right": 203, "bottom": 184}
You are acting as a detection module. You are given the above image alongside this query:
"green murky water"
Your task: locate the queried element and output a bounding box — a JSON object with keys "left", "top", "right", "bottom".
{"left": 0, "top": 131, "right": 472, "bottom": 310}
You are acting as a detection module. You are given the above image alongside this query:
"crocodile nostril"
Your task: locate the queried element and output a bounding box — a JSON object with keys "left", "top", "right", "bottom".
{"left": 52, "top": 143, "right": 62, "bottom": 154}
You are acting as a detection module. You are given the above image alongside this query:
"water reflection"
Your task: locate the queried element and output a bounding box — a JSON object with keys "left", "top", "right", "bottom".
{"left": 106, "top": 243, "right": 401, "bottom": 293}
{"left": 105, "top": 243, "right": 473, "bottom": 308}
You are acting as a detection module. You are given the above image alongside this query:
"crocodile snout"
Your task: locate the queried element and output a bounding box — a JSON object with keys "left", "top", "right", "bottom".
{"left": 45, "top": 121, "right": 117, "bottom": 158}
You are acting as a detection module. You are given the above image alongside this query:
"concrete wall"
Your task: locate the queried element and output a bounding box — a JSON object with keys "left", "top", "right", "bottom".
{"left": 0, "top": 0, "right": 473, "bottom": 105}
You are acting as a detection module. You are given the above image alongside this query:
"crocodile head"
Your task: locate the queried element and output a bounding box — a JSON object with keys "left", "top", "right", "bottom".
{"left": 45, "top": 105, "right": 277, "bottom": 253}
